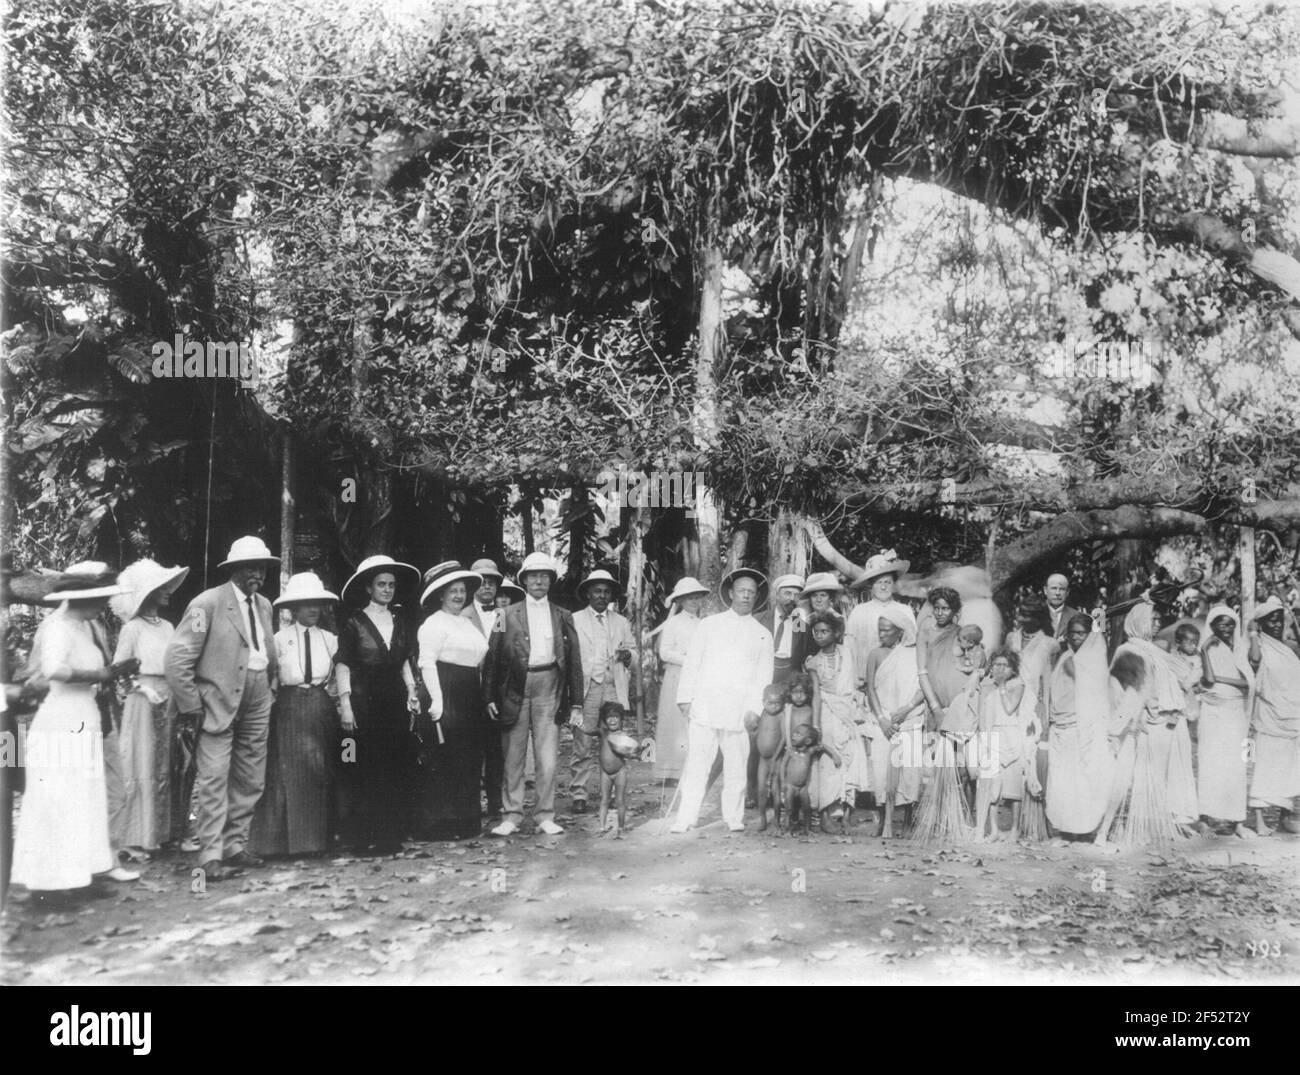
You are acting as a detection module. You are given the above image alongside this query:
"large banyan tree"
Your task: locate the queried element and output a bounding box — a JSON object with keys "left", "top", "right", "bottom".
{"left": 4, "top": 0, "right": 1299, "bottom": 603}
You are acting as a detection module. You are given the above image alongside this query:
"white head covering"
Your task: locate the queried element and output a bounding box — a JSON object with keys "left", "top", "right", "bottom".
{"left": 1123, "top": 600, "right": 1156, "bottom": 643}
{"left": 878, "top": 602, "right": 918, "bottom": 646}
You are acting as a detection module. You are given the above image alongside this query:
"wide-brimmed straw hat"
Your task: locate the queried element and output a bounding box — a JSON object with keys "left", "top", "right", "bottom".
{"left": 110, "top": 559, "right": 190, "bottom": 621}
{"left": 274, "top": 572, "right": 339, "bottom": 608}
{"left": 341, "top": 554, "right": 420, "bottom": 606}
{"left": 44, "top": 561, "right": 127, "bottom": 603}
{"left": 498, "top": 577, "right": 526, "bottom": 604}
{"left": 578, "top": 568, "right": 619, "bottom": 597}
{"left": 851, "top": 550, "right": 911, "bottom": 590}
{"left": 720, "top": 567, "right": 768, "bottom": 606}
{"left": 217, "top": 535, "right": 280, "bottom": 570}
{"left": 421, "top": 561, "right": 482, "bottom": 607}
{"left": 518, "top": 551, "right": 559, "bottom": 580}
{"left": 799, "top": 571, "right": 842, "bottom": 598}
{"left": 469, "top": 558, "right": 504, "bottom": 581}
{"left": 666, "top": 577, "right": 709, "bottom": 604}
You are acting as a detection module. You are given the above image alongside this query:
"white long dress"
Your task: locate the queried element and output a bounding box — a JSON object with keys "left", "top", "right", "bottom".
{"left": 12, "top": 611, "right": 115, "bottom": 890}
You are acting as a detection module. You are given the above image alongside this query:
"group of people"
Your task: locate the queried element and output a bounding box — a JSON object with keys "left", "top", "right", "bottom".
{"left": 7, "top": 538, "right": 656, "bottom": 898}
{"left": 8, "top": 537, "right": 1300, "bottom": 902}
{"left": 656, "top": 552, "right": 1300, "bottom": 846}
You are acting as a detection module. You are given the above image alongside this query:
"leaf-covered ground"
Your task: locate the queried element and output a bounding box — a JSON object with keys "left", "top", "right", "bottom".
{"left": 3, "top": 761, "right": 1299, "bottom": 985}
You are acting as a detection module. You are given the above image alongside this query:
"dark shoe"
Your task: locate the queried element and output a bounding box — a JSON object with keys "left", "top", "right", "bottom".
{"left": 199, "top": 859, "right": 234, "bottom": 882}
{"left": 572, "top": 799, "right": 588, "bottom": 814}
{"left": 223, "top": 850, "right": 264, "bottom": 868}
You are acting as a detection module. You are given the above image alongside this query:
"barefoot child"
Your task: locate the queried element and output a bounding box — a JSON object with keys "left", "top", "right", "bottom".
{"left": 745, "top": 684, "right": 789, "bottom": 832}
{"left": 780, "top": 724, "right": 840, "bottom": 836}
{"left": 597, "top": 702, "right": 646, "bottom": 837}
{"left": 786, "top": 672, "right": 815, "bottom": 732}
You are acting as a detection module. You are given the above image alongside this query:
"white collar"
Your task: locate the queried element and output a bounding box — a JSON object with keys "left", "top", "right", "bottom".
{"left": 365, "top": 601, "right": 392, "bottom": 618}
{"left": 526, "top": 594, "right": 549, "bottom": 607}
{"left": 230, "top": 581, "right": 257, "bottom": 604}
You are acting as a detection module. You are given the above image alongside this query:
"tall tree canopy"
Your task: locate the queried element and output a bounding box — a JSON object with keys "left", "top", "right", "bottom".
{"left": 4, "top": 0, "right": 1299, "bottom": 600}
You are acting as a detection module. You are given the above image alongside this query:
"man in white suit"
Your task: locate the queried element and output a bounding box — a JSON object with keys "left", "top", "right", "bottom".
{"left": 569, "top": 569, "right": 635, "bottom": 813}
{"left": 671, "top": 568, "right": 773, "bottom": 833}
{"left": 165, "top": 536, "right": 279, "bottom": 882}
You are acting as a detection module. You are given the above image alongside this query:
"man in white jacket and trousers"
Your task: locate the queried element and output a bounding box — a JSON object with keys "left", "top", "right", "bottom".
{"left": 671, "top": 568, "right": 773, "bottom": 833}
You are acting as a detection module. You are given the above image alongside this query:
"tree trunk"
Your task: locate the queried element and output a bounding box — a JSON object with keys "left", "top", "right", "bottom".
{"left": 279, "top": 429, "right": 294, "bottom": 626}
{"left": 690, "top": 240, "right": 726, "bottom": 592}
{"left": 626, "top": 503, "right": 648, "bottom": 737}
{"left": 769, "top": 508, "right": 814, "bottom": 582}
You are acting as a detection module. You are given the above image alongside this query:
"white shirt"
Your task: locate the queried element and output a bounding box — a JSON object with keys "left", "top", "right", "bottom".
{"left": 230, "top": 581, "right": 269, "bottom": 671}
{"left": 676, "top": 608, "right": 774, "bottom": 731}
{"left": 275, "top": 624, "right": 337, "bottom": 688}
{"left": 418, "top": 610, "right": 489, "bottom": 719}
{"left": 772, "top": 606, "right": 800, "bottom": 660}
{"left": 464, "top": 601, "right": 498, "bottom": 637}
{"left": 525, "top": 595, "right": 554, "bottom": 667}
{"left": 362, "top": 601, "right": 395, "bottom": 647}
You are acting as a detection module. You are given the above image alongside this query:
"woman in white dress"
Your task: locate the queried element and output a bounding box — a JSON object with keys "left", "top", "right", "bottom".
{"left": 13, "top": 564, "right": 141, "bottom": 895}
{"left": 653, "top": 578, "right": 708, "bottom": 781}
{"left": 416, "top": 562, "right": 490, "bottom": 839}
{"left": 109, "top": 558, "right": 189, "bottom": 857}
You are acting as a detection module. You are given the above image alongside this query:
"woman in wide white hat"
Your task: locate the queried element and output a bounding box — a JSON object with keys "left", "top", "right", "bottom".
{"left": 800, "top": 572, "right": 843, "bottom": 618}
{"left": 846, "top": 550, "right": 910, "bottom": 685}
{"left": 414, "top": 562, "right": 489, "bottom": 839}
{"left": 251, "top": 573, "right": 341, "bottom": 857}
{"left": 108, "top": 558, "right": 189, "bottom": 858}
{"left": 653, "top": 577, "right": 709, "bottom": 782}
{"left": 13, "top": 563, "right": 142, "bottom": 896}
{"left": 334, "top": 554, "right": 422, "bottom": 853}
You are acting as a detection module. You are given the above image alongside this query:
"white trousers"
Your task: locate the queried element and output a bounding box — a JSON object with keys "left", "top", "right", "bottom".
{"left": 675, "top": 723, "right": 750, "bottom": 829}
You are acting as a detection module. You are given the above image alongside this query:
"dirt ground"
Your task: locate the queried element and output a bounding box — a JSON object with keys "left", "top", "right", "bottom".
{"left": 4, "top": 758, "right": 1299, "bottom": 985}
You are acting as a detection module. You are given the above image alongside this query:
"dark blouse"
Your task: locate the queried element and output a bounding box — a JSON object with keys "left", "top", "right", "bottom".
{"left": 336, "top": 608, "right": 417, "bottom": 727}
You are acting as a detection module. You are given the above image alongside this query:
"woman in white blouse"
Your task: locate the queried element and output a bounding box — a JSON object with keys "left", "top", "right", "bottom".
{"left": 13, "top": 564, "right": 141, "bottom": 896}
{"left": 109, "top": 559, "right": 189, "bottom": 858}
{"left": 251, "top": 573, "right": 341, "bottom": 857}
{"left": 416, "top": 562, "right": 489, "bottom": 839}
{"left": 653, "top": 578, "right": 709, "bottom": 781}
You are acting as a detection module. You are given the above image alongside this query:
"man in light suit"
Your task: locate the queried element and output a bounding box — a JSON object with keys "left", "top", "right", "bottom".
{"left": 165, "top": 536, "right": 279, "bottom": 881}
{"left": 569, "top": 569, "right": 635, "bottom": 813}
{"left": 483, "top": 552, "right": 584, "bottom": 836}
{"left": 671, "top": 568, "right": 774, "bottom": 833}
{"left": 461, "top": 558, "right": 506, "bottom": 819}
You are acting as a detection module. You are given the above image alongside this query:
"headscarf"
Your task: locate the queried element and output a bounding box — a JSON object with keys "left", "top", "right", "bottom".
{"left": 1123, "top": 600, "right": 1155, "bottom": 643}
{"left": 877, "top": 602, "right": 917, "bottom": 646}
{"left": 1116, "top": 599, "right": 1184, "bottom": 714}
{"left": 1201, "top": 604, "right": 1254, "bottom": 687}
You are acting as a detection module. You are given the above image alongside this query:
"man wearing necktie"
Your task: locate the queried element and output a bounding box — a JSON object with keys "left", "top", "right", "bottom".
{"left": 165, "top": 536, "right": 280, "bottom": 882}
{"left": 570, "top": 570, "right": 635, "bottom": 814}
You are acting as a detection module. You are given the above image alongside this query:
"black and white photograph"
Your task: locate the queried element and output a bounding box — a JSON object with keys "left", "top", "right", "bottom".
{"left": 2, "top": 0, "right": 1299, "bottom": 1008}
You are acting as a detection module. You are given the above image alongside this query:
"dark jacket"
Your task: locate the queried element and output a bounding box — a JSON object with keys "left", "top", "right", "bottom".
{"left": 756, "top": 605, "right": 811, "bottom": 676}
{"left": 484, "top": 599, "right": 584, "bottom": 725}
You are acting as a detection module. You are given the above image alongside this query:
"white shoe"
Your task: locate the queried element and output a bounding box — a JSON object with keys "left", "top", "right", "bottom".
{"left": 490, "top": 821, "right": 519, "bottom": 837}
{"left": 669, "top": 823, "right": 691, "bottom": 834}
{"left": 537, "top": 820, "right": 564, "bottom": 836}
{"left": 179, "top": 837, "right": 200, "bottom": 852}
{"left": 102, "top": 866, "right": 140, "bottom": 883}
{"left": 728, "top": 824, "right": 745, "bottom": 833}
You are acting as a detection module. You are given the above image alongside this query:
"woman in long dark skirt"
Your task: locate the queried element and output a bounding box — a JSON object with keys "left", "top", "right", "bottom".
{"left": 335, "top": 555, "right": 421, "bottom": 854}
{"left": 414, "top": 562, "right": 489, "bottom": 839}
{"left": 252, "top": 573, "right": 341, "bottom": 857}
